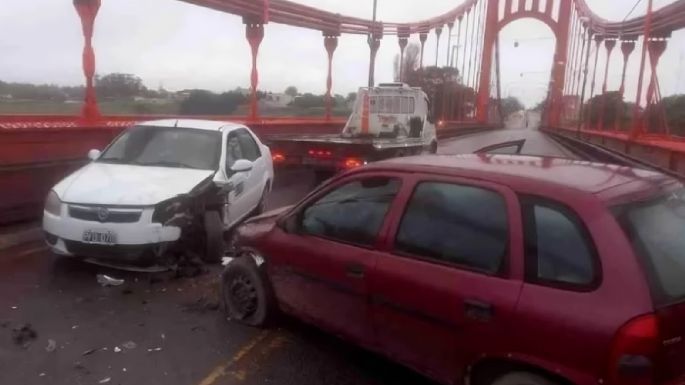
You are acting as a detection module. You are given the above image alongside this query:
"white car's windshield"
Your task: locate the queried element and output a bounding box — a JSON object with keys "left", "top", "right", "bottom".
{"left": 98, "top": 125, "right": 221, "bottom": 170}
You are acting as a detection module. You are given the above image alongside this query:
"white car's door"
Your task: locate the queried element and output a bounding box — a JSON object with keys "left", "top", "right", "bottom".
{"left": 233, "top": 127, "right": 267, "bottom": 211}
{"left": 219, "top": 129, "right": 252, "bottom": 229}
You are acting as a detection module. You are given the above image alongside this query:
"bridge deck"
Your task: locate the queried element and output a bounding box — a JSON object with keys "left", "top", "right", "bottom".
{"left": 0, "top": 127, "right": 567, "bottom": 385}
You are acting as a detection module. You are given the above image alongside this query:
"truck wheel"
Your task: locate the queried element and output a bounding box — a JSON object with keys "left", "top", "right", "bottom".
{"left": 202, "top": 211, "right": 224, "bottom": 264}
{"left": 221, "top": 256, "right": 277, "bottom": 327}
{"left": 429, "top": 140, "right": 438, "bottom": 154}
{"left": 491, "top": 372, "right": 557, "bottom": 385}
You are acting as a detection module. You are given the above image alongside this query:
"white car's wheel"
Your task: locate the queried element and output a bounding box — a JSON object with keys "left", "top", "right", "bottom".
{"left": 202, "top": 211, "right": 224, "bottom": 264}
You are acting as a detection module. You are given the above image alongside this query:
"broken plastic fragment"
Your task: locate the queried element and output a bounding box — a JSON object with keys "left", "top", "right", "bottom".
{"left": 114, "top": 346, "right": 122, "bottom": 353}
{"left": 97, "top": 274, "right": 124, "bottom": 287}
{"left": 147, "top": 347, "right": 162, "bottom": 352}
{"left": 98, "top": 377, "right": 111, "bottom": 384}
{"left": 122, "top": 341, "right": 136, "bottom": 350}
{"left": 45, "top": 339, "right": 57, "bottom": 352}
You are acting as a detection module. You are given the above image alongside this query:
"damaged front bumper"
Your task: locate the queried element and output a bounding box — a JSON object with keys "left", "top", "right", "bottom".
{"left": 43, "top": 207, "right": 182, "bottom": 267}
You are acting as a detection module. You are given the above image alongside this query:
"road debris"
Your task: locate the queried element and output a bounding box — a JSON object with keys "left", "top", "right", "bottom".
{"left": 97, "top": 274, "right": 125, "bottom": 287}
{"left": 39, "top": 373, "right": 46, "bottom": 377}
{"left": 73, "top": 361, "right": 90, "bottom": 374}
{"left": 82, "top": 348, "right": 101, "bottom": 356}
{"left": 98, "top": 377, "right": 111, "bottom": 384}
{"left": 147, "top": 347, "right": 163, "bottom": 352}
{"left": 222, "top": 256, "right": 234, "bottom": 266}
{"left": 121, "top": 287, "right": 133, "bottom": 295}
{"left": 11, "top": 323, "right": 37, "bottom": 348}
{"left": 11, "top": 306, "right": 18, "bottom": 310}
{"left": 114, "top": 346, "right": 122, "bottom": 353}
{"left": 45, "top": 339, "right": 57, "bottom": 352}
{"left": 182, "top": 296, "right": 219, "bottom": 314}
{"left": 122, "top": 341, "right": 136, "bottom": 350}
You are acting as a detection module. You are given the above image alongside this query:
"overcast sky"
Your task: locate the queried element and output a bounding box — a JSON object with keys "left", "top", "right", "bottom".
{"left": 1, "top": 0, "right": 683, "bottom": 107}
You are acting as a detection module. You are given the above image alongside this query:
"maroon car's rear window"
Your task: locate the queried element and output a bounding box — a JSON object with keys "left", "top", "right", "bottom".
{"left": 615, "top": 188, "right": 685, "bottom": 305}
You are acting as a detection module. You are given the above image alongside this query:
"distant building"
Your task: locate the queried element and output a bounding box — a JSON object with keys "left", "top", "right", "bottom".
{"left": 263, "top": 92, "right": 294, "bottom": 108}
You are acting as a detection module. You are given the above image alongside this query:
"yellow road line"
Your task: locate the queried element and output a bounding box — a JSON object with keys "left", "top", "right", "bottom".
{"left": 196, "top": 330, "right": 283, "bottom": 385}
{"left": 14, "top": 246, "right": 48, "bottom": 258}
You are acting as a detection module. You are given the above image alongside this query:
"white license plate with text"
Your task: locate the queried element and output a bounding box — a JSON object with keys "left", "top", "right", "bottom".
{"left": 82, "top": 230, "right": 117, "bottom": 245}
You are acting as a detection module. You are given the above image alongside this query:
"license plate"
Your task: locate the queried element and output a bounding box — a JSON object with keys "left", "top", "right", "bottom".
{"left": 82, "top": 230, "right": 117, "bottom": 245}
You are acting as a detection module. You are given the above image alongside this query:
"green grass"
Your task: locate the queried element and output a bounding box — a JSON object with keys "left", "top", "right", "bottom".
{"left": 0, "top": 100, "right": 351, "bottom": 118}
{"left": 0, "top": 99, "right": 180, "bottom": 116}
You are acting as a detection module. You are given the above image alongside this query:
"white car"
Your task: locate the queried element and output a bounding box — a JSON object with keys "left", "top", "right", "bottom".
{"left": 43, "top": 119, "right": 273, "bottom": 269}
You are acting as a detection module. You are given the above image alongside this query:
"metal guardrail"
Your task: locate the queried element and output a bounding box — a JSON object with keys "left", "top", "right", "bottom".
{"left": 543, "top": 126, "right": 685, "bottom": 180}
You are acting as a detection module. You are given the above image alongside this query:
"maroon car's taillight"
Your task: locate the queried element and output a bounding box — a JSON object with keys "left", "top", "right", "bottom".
{"left": 609, "top": 314, "right": 660, "bottom": 385}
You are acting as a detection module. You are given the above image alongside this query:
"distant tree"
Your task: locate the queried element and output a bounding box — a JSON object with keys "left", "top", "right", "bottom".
{"left": 179, "top": 90, "right": 247, "bottom": 115}
{"left": 346, "top": 92, "right": 357, "bottom": 103}
{"left": 583, "top": 91, "right": 630, "bottom": 129}
{"left": 644, "top": 94, "right": 685, "bottom": 135}
{"left": 393, "top": 43, "right": 421, "bottom": 83}
{"left": 284, "top": 86, "right": 298, "bottom": 97}
{"left": 500, "top": 97, "right": 525, "bottom": 118}
{"left": 96, "top": 73, "right": 146, "bottom": 99}
{"left": 402, "top": 65, "right": 474, "bottom": 119}
{"left": 290, "top": 93, "right": 327, "bottom": 108}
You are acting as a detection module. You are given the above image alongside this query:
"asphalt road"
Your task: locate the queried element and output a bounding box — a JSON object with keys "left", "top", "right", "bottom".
{"left": 0, "top": 125, "right": 572, "bottom": 385}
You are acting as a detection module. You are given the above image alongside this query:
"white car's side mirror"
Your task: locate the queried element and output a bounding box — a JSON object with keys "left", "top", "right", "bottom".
{"left": 231, "top": 159, "right": 253, "bottom": 173}
{"left": 88, "top": 149, "right": 101, "bottom": 161}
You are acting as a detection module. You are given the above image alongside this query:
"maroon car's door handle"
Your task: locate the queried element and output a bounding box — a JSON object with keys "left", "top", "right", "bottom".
{"left": 464, "top": 299, "right": 494, "bottom": 322}
{"left": 345, "top": 264, "right": 365, "bottom": 279}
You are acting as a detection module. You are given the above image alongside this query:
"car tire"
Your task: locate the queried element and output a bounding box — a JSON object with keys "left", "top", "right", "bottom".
{"left": 491, "top": 372, "right": 557, "bottom": 385}
{"left": 221, "top": 255, "right": 276, "bottom": 327}
{"left": 202, "top": 211, "right": 224, "bottom": 264}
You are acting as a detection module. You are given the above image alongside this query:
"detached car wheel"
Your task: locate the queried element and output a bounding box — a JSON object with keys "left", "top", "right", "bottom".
{"left": 491, "top": 372, "right": 557, "bottom": 385}
{"left": 221, "top": 256, "right": 276, "bottom": 327}
{"left": 202, "top": 211, "right": 224, "bottom": 264}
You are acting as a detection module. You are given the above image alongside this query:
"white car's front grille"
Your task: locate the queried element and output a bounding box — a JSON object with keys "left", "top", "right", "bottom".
{"left": 68, "top": 205, "right": 143, "bottom": 223}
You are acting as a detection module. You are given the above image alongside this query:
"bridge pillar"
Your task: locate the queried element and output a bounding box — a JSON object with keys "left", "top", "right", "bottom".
{"left": 645, "top": 35, "right": 669, "bottom": 133}
{"left": 446, "top": 22, "right": 454, "bottom": 67}
{"left": 419, "top": 32, "right": 428, "bottom": 69}
{"left": 546, "top": 1, "right": 572, "bottom": 128}
{"left": 244, "top": 20, "right": 265, "bottom": 121}
{"left": 323, "top": 33, "right": 339, "bottom": 121}
{"left": 597, "top": 38, "right": 617, "bottom": 131}
{"left": 397, "top": 30, "right": 409, "bottom": 82}
{"left": 73, "top": 0, "right": 101, "bottom": 122}
{"left": 434, "top": 26, "right": 443, "bottom": 67}
{"left": 615, "top": 37, "right": 637, "bottom": 130}
{"left": 476, "top": 0, "right": 496, "bottom": 123}
{"left": 367, "top": 26, "right": 382, "bottom": 88}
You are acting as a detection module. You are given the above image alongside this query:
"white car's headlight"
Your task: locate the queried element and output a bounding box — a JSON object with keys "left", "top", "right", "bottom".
{"left": 44, "top": 190, "right": 62, "bottom": 216}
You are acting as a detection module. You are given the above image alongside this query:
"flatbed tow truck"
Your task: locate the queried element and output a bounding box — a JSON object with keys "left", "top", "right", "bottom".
{"left": 268, "top": 83, "right": 438, "bottom": 178}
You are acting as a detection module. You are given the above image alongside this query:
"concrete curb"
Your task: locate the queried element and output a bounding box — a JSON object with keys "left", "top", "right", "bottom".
{"left": 0, "top": 225, "right": 43, "bottom": 252}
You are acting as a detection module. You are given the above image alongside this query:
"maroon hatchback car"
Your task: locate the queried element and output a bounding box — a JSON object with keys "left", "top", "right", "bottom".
{"left": 221, "top": 154, "right": 685, "bottom": 385}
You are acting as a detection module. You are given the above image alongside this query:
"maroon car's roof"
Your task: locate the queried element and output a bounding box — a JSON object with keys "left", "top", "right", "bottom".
{"left": 371, "top": 154, "right": 677, "bottom": 203}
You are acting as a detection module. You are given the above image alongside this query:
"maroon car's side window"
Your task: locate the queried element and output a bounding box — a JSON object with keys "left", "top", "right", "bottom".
{"left": 300, "top": 177, "right": 401, "bottom": 247}
{"left": 394, "top": 182, "right": 509, "bottom": 275}
{"left": 521, "top": 197, "right": 600, "bottom": 289}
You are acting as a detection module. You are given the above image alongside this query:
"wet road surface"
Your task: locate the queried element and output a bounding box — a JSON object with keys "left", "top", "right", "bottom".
{"left": 0, "top": 126, "right": 571, "bottom": 385}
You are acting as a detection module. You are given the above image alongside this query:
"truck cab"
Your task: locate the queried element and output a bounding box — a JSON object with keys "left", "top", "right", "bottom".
{"left": 342, "top": 83, "right": 438, "bottom": 151}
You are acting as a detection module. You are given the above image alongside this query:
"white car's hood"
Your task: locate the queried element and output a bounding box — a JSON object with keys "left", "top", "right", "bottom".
{"left": 54, "top": 162, "right": 215, "bottom": 206}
